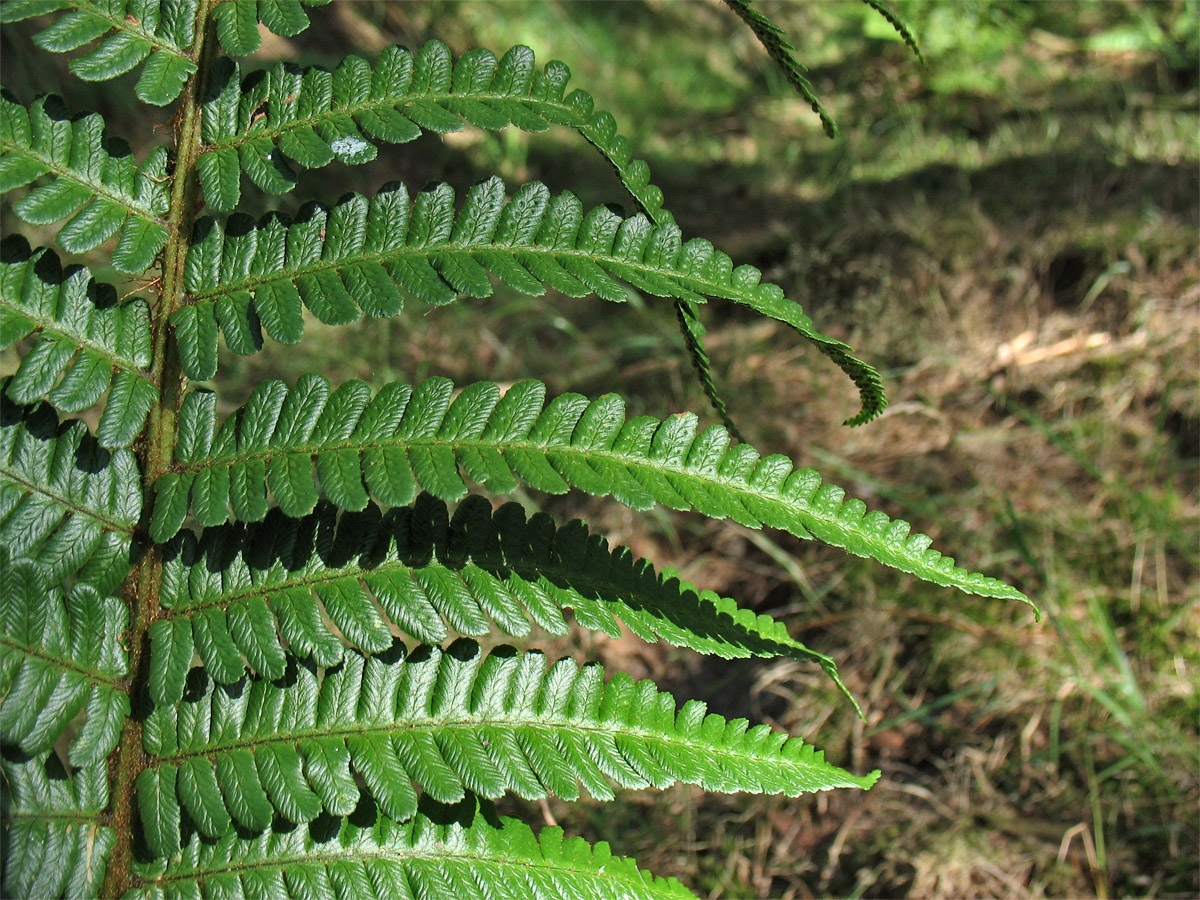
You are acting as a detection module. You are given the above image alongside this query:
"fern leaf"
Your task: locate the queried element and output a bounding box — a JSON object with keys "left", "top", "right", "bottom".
{"left": 159, "top": 376, "right": 1029, "bottom": 605}
{"left": 151, "top": 493, "right": 848, "bottom": 699}
{"left": 1, "top": 236, "right": 156, "bottom": 446}
{"left": 0, "top": 92, "right": 169, "bottom": 273}
{"left": 0, "top": 556, "right": 130, "bottom": 763}
{"left": 138, "top": 640, "right": 876, "bottom": 852}
{"left": 131, "top": 798, "right": 695, "bottom": 900}
{"left": 1, "top": 756, "right": 114, "bottom": 900}
{"left": 1, "top": 390, "right": 139, "bottom": 594}
{"left": 723, "top": 0, "right": 839, "bottom": 138}
{"left": 174, "top": 177, "right": 883, "bottom": 422}
{"left": 196, "top": 42, "right": 669, "bottom": 213}
{"left": 0, "top": 0, "right": 197, "bottom": 105}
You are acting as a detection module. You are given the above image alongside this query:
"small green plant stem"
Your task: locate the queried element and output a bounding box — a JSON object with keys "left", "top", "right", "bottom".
{"left": 102, "top": 4, "right": 220, "bottom": 895}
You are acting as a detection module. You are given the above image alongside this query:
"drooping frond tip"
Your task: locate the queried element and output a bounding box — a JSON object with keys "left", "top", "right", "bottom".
{"left": 861, "top": 0, "right": 926, "bottom": 65}
{"left": 135, "top": 639, "right": 878, "bottom": 859}
{"left": 723, "top": 0, "right": 839, "bottom": 138}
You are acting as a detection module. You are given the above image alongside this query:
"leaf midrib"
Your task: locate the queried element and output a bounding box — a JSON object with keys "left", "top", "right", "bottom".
{"left": 152, "top": 716, "right": 831, "bottom": 779}
{"left": 141, "top": 839, "right": 671, "bottom": 894}
{"left": 0, "top": 634, "right": 125, "bottom": 690}
{"left": 186, "top": 241, "right": 723, "bottom": 308}
{"left": 166, "top": 431, "right": 1024, "bottom": 599}
{"left": 55, "top": 1, "right": 192, "bottom": 57}
{"left": 0, "top": 297, "right": 151, "bottom": 375}
{"left": 0, "top": 462, "right": 136, "bottom": 535}
{"left": 201, "top": 90, "right": 585, "bottom": 154}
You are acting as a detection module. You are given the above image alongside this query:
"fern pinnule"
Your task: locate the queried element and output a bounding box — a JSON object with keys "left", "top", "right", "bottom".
{"left": 1, "top": 557, "right": 130, "bottom": 765}
{"left": 172, "top": 176, "right": 884, "bottom": 422}
{"left": 148, "top": 493, "right": 846, "bottom": 702}
{"left": 1, "top": 236, "right": 157, "bottom": 445}
{"left": 0, "top": 92, "right": 171, "bottom": 272}
{"left": 136, "top": 795, "right": 694, "bottom": 900}
{"left": 1, "top": 755, "right": 112, "bottom": 900}
{"left": 0, "top": 389, "right": 139, "bottom": 592}
{"left": 135, "top": 639, "right": 878, "bottom": 859}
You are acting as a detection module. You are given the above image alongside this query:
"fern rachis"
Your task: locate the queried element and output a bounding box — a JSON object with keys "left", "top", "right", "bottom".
{"left": 0, "top": 2, "right": 1030, "bottom": 898}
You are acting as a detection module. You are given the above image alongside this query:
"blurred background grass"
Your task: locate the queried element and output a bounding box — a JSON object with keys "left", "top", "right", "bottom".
{"left": 3, "top": 1, "right": 1197, "bottom": 897}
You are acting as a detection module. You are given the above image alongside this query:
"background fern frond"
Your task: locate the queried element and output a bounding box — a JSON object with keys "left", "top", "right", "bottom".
{"left": 1, "top": 756, "right": 113, "bottom": 900}
{"left": 1, "top": 389, "right": 138, "bottom": 593}
{"left": 172, "top": 177, "right": 883, "bottom": 422}
{"left": 1, "top": 236, "right": 157, "bottom": 446}
{"left": 150, "top": 494, "right": 844, "bottom": 697}
{"left": 134, "top": 797, "right": 694, "bottom": 900}
{"left": 861, "top": 0, "right": 926, "bottom": 64}
{"left": 137, "top": 640, "right": 876, "bottom": 855}
{"left": 0, "top": 91, "right": 169, "bottom": 273}
{"left": 723, "top": 0, "right": 839, "bottom": 138}
{"left": 157, "top": 375, "right": 1030, "bottom": 606}
{"left": 1, "top": 556, "right": 130, "bottom": 764}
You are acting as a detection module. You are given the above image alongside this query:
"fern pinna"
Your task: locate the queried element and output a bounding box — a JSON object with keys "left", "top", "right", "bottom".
{"left": 0, "top": 2, "right": 1031, "bottom": 898}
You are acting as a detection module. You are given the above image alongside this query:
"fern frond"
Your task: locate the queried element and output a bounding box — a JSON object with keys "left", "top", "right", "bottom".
{"left": 132, "top": 798, "right": 694, "bottom": 900}
{"left": 1, "top": 390, "right": 139, "bottom": 593}
{"left": 148, "top": 494, "right": 843, "bottom": 701}
{"left": 1, "top": 756, "right": 113, "bottom": 900}
{"left": 195, "top": 42, "right": 663, "bottom": 213}
{"left": 156, "top": 375, "right": 1030, "bottom": 606}
{"left": 0, "top": 0, "right": 332, "bottom": 104}
{"left": 0, "top": 92, "right": 169, "bottom": 273}
{"left": 1, "top": 556, "right": 130, "bottom": 764}
{"left": 173, "top": 177, "right": 883, "bottom": 423}
{"left": 1, "top": 236, "right": 156, "bottom": 447}
{"left": 137, "top": 640, "right": 876, "bottom": 854}
{"left": 723, "top": 0, "right": 839, "bottom": 138}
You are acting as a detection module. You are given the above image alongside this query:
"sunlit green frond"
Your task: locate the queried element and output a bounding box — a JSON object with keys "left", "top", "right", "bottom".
{"left": 1, "top": 389, "right": 138, "bottom": 594}
{"left": 137, "top": 640, "right": 875, "bottom": 855}
{"left": 150, "top": 493, "right": 843, "bottom": 700}
{"left": 1, "top": 236, "right": 156, "bottom": 447}
{"left": 173, "top": 177, "right": 883, "bottom": 422}
{"left": 1, "top": 755, "right": 114, "bottom": 900}
{"left": 0, "top": 555, "right": 130, "bottom": 763}
{"left": 157, "top": 375, "right": 1031, "bottom": 605}
{"left": 131, "top": 798, "right": 695, "bottom": 900}
{"left": 0, "top": 92, "right": 169, "bottom": 273}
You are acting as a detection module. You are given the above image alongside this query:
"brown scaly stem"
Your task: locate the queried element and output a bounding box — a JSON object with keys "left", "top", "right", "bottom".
{"left": 101, "top": 3, "right": 220, "bottom": 895}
